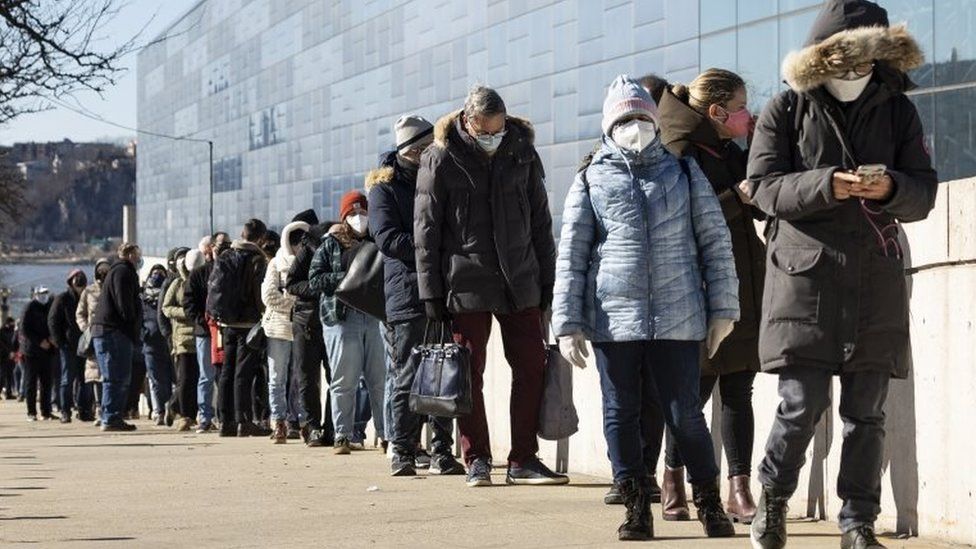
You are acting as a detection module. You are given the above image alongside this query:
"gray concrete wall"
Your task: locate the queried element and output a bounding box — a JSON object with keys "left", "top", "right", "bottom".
{"left": 481, "top": 178, "right": 976, "bottom": 544}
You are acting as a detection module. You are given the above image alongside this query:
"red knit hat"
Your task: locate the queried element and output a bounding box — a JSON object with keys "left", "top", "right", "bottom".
{"left": 339, "top": 190, "right": 367, "bottom": 220}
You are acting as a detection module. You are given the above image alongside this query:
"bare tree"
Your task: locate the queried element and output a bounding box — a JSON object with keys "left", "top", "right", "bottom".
{"left": 0, "top": 0, "right": 135, "bottom": 125}
{"left": 0, "top": 153, "right": 26, "bottom": 232}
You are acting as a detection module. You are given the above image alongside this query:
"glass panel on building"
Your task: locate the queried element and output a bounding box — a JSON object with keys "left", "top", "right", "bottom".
{"left": 737, "top": 20, "right": 780, "bottom": 112}
{"left": 934, "top": 0, "right": 976, "bottom": 86}
{"left": 699, "top": 0, "right": 736, "bottom": 35}
{"left": 935, "top": 87, "right": 976, "bottom": 181}
{"left": 700, "top": 30, "right": 736, "bottom": 72}
{"left": 737, "top": 0, "right": 776, "bottom": 25}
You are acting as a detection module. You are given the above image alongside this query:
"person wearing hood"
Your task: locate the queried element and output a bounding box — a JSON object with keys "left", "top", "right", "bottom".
{"left": 158, "top": 247, "right": 190, "bottom": 354}
{"left": 183, "top": 232, "right": 230, "bottom": 433}
{"left": 0, "top": 316, "right": 17, "bottom": 400}
{"left": 657, "top": 68, "right": 766, "bottom": 524}
{"left": 415, "top": 85, "right": 563, "bottom": 488}
{"left": 746, "top": 2, "right": 938, "bottom": 548}
{"left": 48, "top": 268, "right": 91, "bottom": 423}
{"left": 285, "top": 208, "right": 336, "bottom": 447}
{"left": 308, "top": 190, "right": 386, "bottom": 454}
{"left": 21, "top": 287, "right": 57, "bottom": 421}
{"left": 77, "top": 258, "right": 111, "bottom": 424}
{"left": 552, "top": 75, "right": 740, "bottom": 541}
{"left": 261, "top": 221, "right": 308, "bottom": 443}
{"left": 163, "top": 249, "right": 203, "bottom": 431}
{"left": 213, "top": 219, "right": 271, "bottom": 437}
{"left": 367, "top": 115, "right": 465, "bottom": 476}
{"left": 141, "top": 263, "right": 174, "bottom": 426}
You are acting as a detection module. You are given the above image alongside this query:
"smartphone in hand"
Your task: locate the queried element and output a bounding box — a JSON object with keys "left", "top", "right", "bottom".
{"left": 855, "top": 164, "right": 886, "bottom": 185}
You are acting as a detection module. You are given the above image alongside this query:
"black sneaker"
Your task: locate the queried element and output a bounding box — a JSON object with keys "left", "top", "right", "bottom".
{"left": 841, "top": 525, "right": 887, "bottom": 549}
{"left": 287, "top": 422, "right": 301, "bottom": 440}
{"left": 238, "top": 421, "right": 272, "bottom": 437}
{"left": 430, "top": 453, "right": 465, "bottom": 475}
{"left": 60, "top": 413, "right": 72, "bottom": 424}
{"left": 605, "top": 481, "right": 623, "bottom": 505}
{"left": 334, "top": 437, "right": 352, "bottom": 455}
{"left": 305, "top": 428, "right": 325, "bottom": 447}
{"left": 391, "top": 454, "right": 417, "bottom": 477}
{"left": 466, "top": 457, "right": 492, "bottom": 487}
{"left": 506, "top": 458, "right": 569, "bottom": 486}
{"left": 219, "top": 423, "right": 238, "bottom": 437}
{"left": 100, "top": 421, "right": 137, "bottom": 432}
{"left": 750, "top": 485, "right": 789, "bottom": 549}
{"left": 414, "top": 448, "right": 432, "bottom": 469}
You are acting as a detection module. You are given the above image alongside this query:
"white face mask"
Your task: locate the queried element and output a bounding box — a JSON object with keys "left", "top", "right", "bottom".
{"left": 34, "top": 294, "right": 50, "bottom": 305}
{"left": 347, "top": 213, "right": 368, "bottom": 235}
{"left": 825, "top": 72, "right": 872, "bottom": 103}
{"left": 612, "top": 120, "right": 657, "bottom": 153}
{"left": 474, "top": 131, "right": 506, "bottom": 155}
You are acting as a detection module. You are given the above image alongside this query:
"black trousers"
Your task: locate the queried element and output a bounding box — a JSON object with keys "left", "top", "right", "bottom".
{"left": 1, "top": 359, "right": 15, "bottom": 396}
{"left": 172, "top": 352, "right": 199, "bottom": 419}
{"left": 24, "top": 353, "right": 54, "bottom": 417}
{"left": 126, "top": 352, "right": 147, "bottom": 415}
{"left": 292, "top": 319, "right": 333, "bottom": 437}
{"left": 665, "top": 370, "right": 756, "bottom": 477}
{"left": 222, "top": 327, "right": 263, "bottom": 424}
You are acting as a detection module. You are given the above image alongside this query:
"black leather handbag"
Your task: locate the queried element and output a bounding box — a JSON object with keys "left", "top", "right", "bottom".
{"left": 335, "top": 240, "right": 386, "bottom": 321}
{"left": 408, "top": 321, "right": 472, "bottom": 418}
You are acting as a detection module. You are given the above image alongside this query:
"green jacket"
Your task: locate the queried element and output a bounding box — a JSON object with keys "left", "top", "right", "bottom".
{"left": 162, "top": 275, "right": 195, "bottom": 354}
{"left": 308, "top": 233, "right": 347, "bottom": 326}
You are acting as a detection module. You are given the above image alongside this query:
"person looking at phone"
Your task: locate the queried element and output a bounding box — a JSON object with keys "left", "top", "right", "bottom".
{"left": 745, "top": 2, "right": 938, "bottom": 549}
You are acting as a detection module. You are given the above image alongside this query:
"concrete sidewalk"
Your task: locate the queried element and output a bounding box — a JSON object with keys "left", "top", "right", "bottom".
{"left": 0, "top": 399, "right": 957, "bottom": 548}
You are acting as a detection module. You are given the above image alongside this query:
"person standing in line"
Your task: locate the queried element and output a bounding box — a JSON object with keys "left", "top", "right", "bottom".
{"left": 140, "top": 264, "right": 174, "bottom": 426}
{"left": 211, "top": 219, "right": 271, "bottom": 438}
{"left": 262, "top": 220, "right": 309, "bottom": 443}
{"left": 308, "top": 191, "right": 386, "bottom": 455}
{"left": 657, "top": 68, "right": 765, "bottom": 524}
{"left": 48, "top": 269, "right": 91, "bottom": 423}
{"left": 368, "top": 114, "right": 464, "bottom": 477}
{"left": 286, "top": 210, "right": 336, "bottom": 447}
{"left": 183, "top": 232, "right": 230, "bottom": 434}
{"left": 21, "top": 287, "right": 57, "bottom": 421}
{"left": 77, "top": 258, "right": 111, "bottom": 425}
{"left": 415, "top": 85, "right": 567, "bottom": 487}
{"left": 163, "top": 249, "right": 204, "bottom": 431}
{"left": 552, "top": 75, "right": 739, "bottom": 540}
{"left": 0, "top": 317, "right": 17, "bottom": 400}
{"left": 747, "top": 2, "right": 937, "bottom": 548}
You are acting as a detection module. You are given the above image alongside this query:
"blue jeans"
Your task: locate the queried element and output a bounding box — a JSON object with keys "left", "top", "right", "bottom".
{"left": 267, "top": 336, "right": 303, "bottom": 423}
{"left": 59, "top": 347, "right": 92, "bottom": 416}
{"left": 323, "top": 309, "right": 386, "bottom": 441}
{"left": 195, "top": 336, "right": 215, "bottom": 424}
{"left": 592, "top": 339, "right": 719, "bottom": 484}
{"left": 142, "top": 337, "right": 173, "bottom": 416}
{"left": 94, "top": 331, "right": 134, "bottom": 425}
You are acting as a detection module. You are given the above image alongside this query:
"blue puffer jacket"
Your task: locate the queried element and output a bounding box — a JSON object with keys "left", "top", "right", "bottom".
{"left": 552, "top": 135, "right": 739, "bottom": 342}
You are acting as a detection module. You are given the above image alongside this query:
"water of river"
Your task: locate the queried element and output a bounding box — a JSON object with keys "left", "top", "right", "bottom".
{"left": 0, "top": 261, "right": 93, "bottom": 319}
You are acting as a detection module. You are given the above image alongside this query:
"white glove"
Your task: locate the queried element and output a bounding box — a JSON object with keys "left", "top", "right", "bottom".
{"left": 558, "top": 333, "right": 589, "bottom": 369}
{"left": 706, "top": 318, "right": 735, "bottom": 359}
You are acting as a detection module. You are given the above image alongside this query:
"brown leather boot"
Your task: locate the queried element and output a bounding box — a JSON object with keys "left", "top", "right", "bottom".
{"left": 272, "top": 420, "right": 287, "bottom": 444}
{"left": 661, "top": 466, "right": 692, "bottom": 521}
{"left": 726, "top": 475, "right": 757, "bottom": 524}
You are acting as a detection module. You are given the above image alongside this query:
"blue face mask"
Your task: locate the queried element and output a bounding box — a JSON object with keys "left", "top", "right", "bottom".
{"left": 149, "top": 272, "right": 165, "bottom": 288}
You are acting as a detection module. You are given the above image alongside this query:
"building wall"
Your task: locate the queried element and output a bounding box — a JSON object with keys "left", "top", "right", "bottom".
{"left": 136, "top": 0, "right": 976, "bottom": 256}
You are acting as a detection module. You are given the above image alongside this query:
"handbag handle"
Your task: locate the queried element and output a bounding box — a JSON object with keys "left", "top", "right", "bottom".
{"left": 423, "top": 320, "right": 452, "bottom": 345}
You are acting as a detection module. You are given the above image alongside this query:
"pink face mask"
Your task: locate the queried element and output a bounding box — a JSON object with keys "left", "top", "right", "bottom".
{"left": 716, "top": 106, "right": 752, "bottom": 138}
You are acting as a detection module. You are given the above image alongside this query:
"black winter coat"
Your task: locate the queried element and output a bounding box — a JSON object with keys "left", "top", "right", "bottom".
{"left": 367, "top": 152, "right": 423, "bottom": 323}
{"left": 0, "top": 325, "right": 16, "bottom": 365}
{"left": 141, "top": 286, "right": 166, "bottom": 344}
{"left": 182, "top": 261, "right": 212, "bottom": 338}
{"left": 47, "top": 287, "right": 82, "bottom": 351}
{"left": 287, "top": 228, "right": 325, "bottom": 331}
{"left": 659, "top": 89, "right": 765, "bottom": 376}
{"left": 21, "top": 300, "right": 53, "bottom": 357}
{"left": 91, "top": 259, "right": 143, "bottom": 344}
{"left": 415, "top": 111, "right": 556, "bottom": 314}
{"left": 747, "top": 13, "right": 937, "bottom": 378}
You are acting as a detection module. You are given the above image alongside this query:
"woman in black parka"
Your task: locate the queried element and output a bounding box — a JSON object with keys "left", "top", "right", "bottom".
{"left": 747, "top": 2, "right": 937, "bottom": 549}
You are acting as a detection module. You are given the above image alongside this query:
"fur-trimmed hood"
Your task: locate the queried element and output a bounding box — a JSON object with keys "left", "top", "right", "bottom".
{"left": 782, "top": 1, "right": 923, "bottom": 93}
{"left": 279, "top": 221, "right": 310, "bottom": 258}
{"left": 432, "top": 109, "right": 535, "bottom": 150}
{"left": 365, "top": 151, "right": 397, "bottom": 191}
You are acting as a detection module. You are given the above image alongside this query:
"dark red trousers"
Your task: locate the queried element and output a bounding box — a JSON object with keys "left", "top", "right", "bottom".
{"left": 451, "top": 307, "right": 546, "bottom": 467}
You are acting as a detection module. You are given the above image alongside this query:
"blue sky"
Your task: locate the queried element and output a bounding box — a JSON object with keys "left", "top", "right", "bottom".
{"left": 0, "top": 0, "right": 200, "bottom": 145}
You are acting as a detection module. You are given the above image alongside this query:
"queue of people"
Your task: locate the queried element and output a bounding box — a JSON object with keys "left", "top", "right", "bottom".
{"left": 4, "top": 2, "right": 937, "bottom": 546}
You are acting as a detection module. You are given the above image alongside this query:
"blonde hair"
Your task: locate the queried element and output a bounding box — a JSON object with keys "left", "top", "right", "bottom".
{"left": 117, "top": 242, "right": 140, "bottom": 259}
{"left": 672, "top": 68, "right": 745, "bottom": 112}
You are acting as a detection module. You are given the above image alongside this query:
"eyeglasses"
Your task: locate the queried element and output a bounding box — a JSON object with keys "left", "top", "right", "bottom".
{"left": 837, "top": 61, "right": 875, "bottom": 80}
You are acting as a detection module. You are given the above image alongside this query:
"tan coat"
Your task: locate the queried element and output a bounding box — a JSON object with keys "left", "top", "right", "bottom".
{"left": 76, "top": 283, "right": 102, "bottom": 382}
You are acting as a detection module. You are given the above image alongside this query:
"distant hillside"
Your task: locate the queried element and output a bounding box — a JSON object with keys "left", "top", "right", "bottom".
{"left": 0, "top": 140, "right": 135, "bottom": 245}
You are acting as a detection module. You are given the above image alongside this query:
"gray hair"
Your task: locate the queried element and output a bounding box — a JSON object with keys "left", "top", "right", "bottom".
{"left": 463, "top": 85, "right": 506, "bottom": 120}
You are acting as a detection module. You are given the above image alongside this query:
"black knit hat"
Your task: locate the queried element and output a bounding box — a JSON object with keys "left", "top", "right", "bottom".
{"left": 292, "top": 208, "right": 320, "bottom": 226}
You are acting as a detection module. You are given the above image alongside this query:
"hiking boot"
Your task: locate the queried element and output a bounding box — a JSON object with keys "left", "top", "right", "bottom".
{"left": 841, "top": 525, "right": 887, "bottom": 549}
{"left": 750, "top": 485, "right": 790, "bottom": 549}
{"left": 272, "top": 420, "right": 287, "bottom": 444}
{"left": 661, "top": 466, "right": 692, "bottom": 521}
{"left": 176, "top": 417, "right": 194, "bottom": 432}
{"left": 219, "top": 422, "right": 238, "bottom": 437}
{"left": 617, "top": 477, "right": 654, "bottom": 541}
{"left": 287, "top": 422, "right": 301, "bottom": 440}
{"left": 101, "top": 421, "right": 137, "bottom": 432}
{"left": 692, "top": 479, "right": 735, "bottom": 538}
{"left": 238, "top": 421, "right": 271, "bottom": 437}
{"left": 466, "top": 457, "right": 492, "bottom": 487}
{"left": 414, "top": 448, "right": 432, "bottom": 469}
{"left": 430, "top": 452, "right": 465, "bottom": 475}
{"left": 727, "top": 475, "right": 758, "bottom": 524}
{"left": 304, "top": 427, "right": 326, "bottom": 447}
{"left": 391, "top": 454, "right": 417, "bottom": 477}
{"left": 505, "top": 458, "right": 569, "bottom": 486}
{"left": 605, "top": 481, "right": 623, "bottom": 505}
{"left": 334, "top": 438, "right": 352, "bottom": 455}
